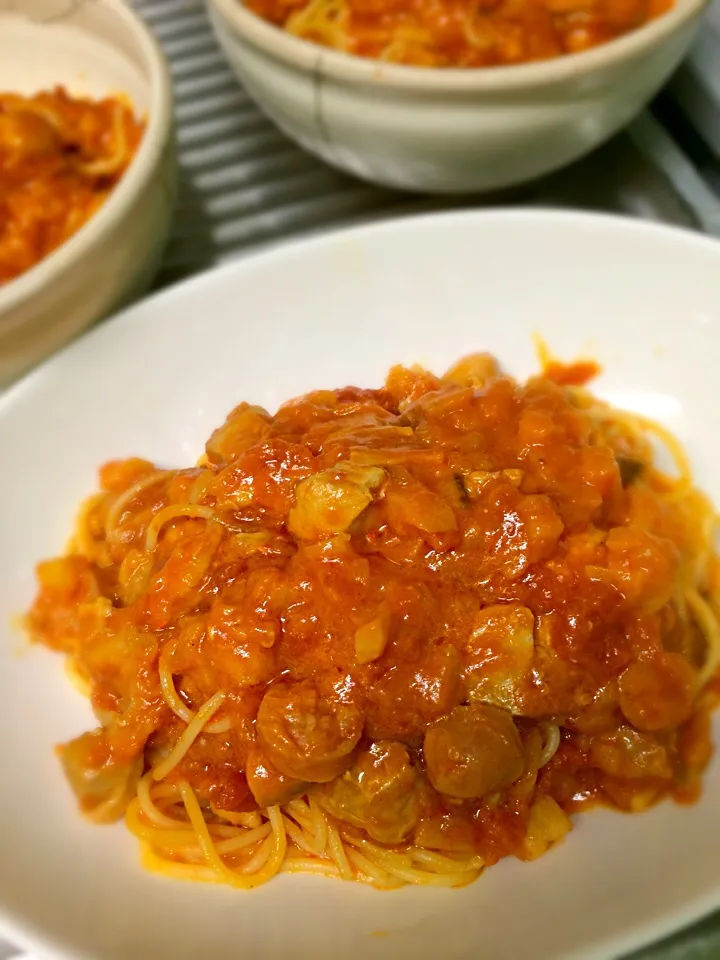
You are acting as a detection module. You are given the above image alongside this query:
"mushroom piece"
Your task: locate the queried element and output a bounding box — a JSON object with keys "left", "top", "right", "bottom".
{"left": 256, "top": 677, "right": 363, "bottom": 782}
{"left": 423, "top": 703, "right": 524, "bottom": 799}
{"left": 315, "top": 741, "right": 420, "bottom": 844}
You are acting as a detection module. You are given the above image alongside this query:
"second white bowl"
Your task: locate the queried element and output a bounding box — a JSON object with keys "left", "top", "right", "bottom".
{"left": 207, "top": 0, "right": 706, "bottom": 194}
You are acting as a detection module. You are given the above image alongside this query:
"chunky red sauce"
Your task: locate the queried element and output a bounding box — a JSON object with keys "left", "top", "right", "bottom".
{"left": 246, "top": 0, "right": 673, "bottom": 67}
{"left": 0, "top": 87, "right": 143, "bottom": 284}
{"left": 28, "top": 354, "right": 718, "bottom": 873}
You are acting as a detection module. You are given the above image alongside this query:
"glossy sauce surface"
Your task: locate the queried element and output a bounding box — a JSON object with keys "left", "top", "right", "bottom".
{"left": 247, "top": 0, "right": 672, "bottom": 66}
{"left": 29, "top": 355, "right": 717, "bottom": 865}
{"left": 0, "top": 87, "right": 143, "bottom": 284}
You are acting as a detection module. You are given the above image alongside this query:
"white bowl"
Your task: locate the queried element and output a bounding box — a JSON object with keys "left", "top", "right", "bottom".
{"left": 207, "top": 0, "right": 706, "bottom": 194}
{"left": 2, "top": 210, "right": 720, "bottom": 960}
{"left": 0, "top": 0, "right": 176, "bottom": 387}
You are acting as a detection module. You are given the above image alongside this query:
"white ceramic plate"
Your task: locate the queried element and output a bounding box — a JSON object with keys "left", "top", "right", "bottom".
{"left": 2, "top": 210, "right": 720, "bottom": 960}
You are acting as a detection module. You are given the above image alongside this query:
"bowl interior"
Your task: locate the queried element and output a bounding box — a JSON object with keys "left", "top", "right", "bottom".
{"left": 2, "top": 211, "right": 720, "bottom": 960}
{"left": 0, "top": 2, "right": 150, "bottom": 110}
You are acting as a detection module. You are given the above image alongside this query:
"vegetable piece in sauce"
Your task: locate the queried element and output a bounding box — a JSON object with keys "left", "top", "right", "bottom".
{"left": 442, "top": 352, "right": 500, "bottom": 387}
{"left": 519, "top": 795, "right": 572, "bottom": 861}
{"left": 315, "top": 741, "right": 420, "bottom": 843}
{"left": 617, "top": 456, "right": 644, "bottom": 487}
{"left": 423, "top": 703, "right": 524, "bottom": 799}
{"left": 256, "top": 677, "right": 363, "bottom": 782}
{"left": 413, "top": 807, "right": 476, "bottom": 854}
{"left": 354, "top": 615, "right": 389, "bottom": 665}
{"left": 464, "top": 604, "right": 535, "bottom": 713}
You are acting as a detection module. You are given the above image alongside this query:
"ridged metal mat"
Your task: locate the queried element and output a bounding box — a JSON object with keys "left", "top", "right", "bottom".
{"left": 148, "top": 0, "right": 720, "bottom": 288}
{"left": 4, "top": 1, "right": 720, "bottom": 958}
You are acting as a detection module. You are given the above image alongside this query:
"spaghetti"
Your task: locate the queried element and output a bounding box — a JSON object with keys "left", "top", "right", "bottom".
{"left": 0, "top": 86, "right": 144, "bottom": 284}
{"left": 244, "top": 0, "right": 674, "bottom": 67}
{"left": 26, "top": 352, "right": 720, "bottom": 890}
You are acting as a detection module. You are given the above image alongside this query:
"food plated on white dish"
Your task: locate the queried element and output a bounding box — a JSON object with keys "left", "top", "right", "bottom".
{"left": 1, "top": 210, "right": 720, "bottom": 960}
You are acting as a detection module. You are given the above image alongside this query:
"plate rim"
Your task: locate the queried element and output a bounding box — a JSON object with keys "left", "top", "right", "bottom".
{"left": 3, "top": 205, "right": 720, "bottom": 419}
{"left": 2, "top": 206, "right": 720, "bottom": 960}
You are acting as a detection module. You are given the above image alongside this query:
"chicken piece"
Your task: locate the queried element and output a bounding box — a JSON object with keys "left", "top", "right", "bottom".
{"left": 605, "top": 526, "right": 677, "bottom": 611}
{"left": 366, "top": 643, "right": 462, "bottom": 742}
{"left": 589, "top": 725, "right": 672, "bottom": 779}
{"left": 27, "top": 555, "right": 99, "bottom": 655}
{"left": 288, "top": 463, "right": 385, "bottom": 541}
{"left": 565, "top": 682, "right": 621, "bottom": 734}
{"left": 139, "top": 524, "right": 223, "bottom": 631}
{"left": 413, "top": 807, "right": 476, "bottom": 854}
{"left": 316, "top": 741, "right": 420, "bottom": 843}
{"left": 385, "top": 364, "right": 442, "bottom": 410}
{"left": 443, "top": 353, "right": 501, "bottom": 387}
{"left": 423, "top": 703, "right": 524, "bottom": 799}
{"left": 384, "top": 467, "right": 457, "bottom": 539}
{"left": 204, "top": 403, "right": 272, "bottom": 466}
{"left": 256, "top": 677, "right": 363, "bottom": 782}
{"left": 205, "top": 602, "right": 278, "bottom": 687}
{"left": 464, "top": 603, "right": 535, "bottom": 713}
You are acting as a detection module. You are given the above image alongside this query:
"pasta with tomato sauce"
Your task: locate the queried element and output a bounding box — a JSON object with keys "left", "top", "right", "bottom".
{"left": 27, "top": 353, "right": 720, "bottom": 890}
{"left": 244, "top": 0, "right": 673, "bottom": 67}
{"left": 0, "top": 86, "right": 144, "bottom": 285}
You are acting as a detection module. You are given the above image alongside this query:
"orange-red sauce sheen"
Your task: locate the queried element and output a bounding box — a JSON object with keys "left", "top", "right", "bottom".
{"left": 246, "top": 0, "right": 673, "bottom": 66}
{"left": 0, "top": 86, "right": 144, "bottom": 284}
{"left": 28, "top": 356, "right": 717, "bottom": 868}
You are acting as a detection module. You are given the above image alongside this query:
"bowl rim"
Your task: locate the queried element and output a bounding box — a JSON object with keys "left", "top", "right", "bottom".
{"left": 0, "top": 0, "right": 174, "bottom": 319}
{"left": 208, "top": 0, "right": 708, "bottom": 90}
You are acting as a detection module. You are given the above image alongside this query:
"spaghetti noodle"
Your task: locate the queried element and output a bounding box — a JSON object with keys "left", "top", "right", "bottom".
{"left": 244, "top": 0, "right": 673, "bottom": 67}
{"left": 26, "top": 352, "right": 720, "bottom": 890}
{"left": 0, "top": 86, "right": 144, "bottom": 284}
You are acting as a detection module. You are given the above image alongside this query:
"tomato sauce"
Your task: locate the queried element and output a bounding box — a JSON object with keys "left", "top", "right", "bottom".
{"left": 28, "top": 354, "right": 717, "bottom": 868}
{"left": 246, "top": 0, "right": 673, "bottom": 67}
{"left": 0, "top": 87, "right": 143, "bottom": 284}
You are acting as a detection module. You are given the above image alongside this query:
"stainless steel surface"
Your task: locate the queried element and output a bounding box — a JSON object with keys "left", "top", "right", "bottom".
{"left": 668, "top": 5, "right": 720, "bottom": 160}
